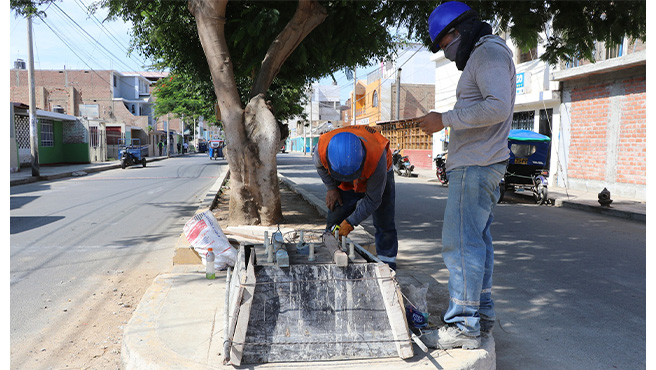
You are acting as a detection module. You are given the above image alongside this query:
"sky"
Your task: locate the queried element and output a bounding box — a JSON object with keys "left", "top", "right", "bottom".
{"left": 6, "top": 1, "right": 408, "bottom": 105}
{"left": 8, "top": 0, "right": 154, "bottom": 72}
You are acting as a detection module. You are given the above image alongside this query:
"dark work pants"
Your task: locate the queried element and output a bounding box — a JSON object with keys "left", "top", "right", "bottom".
{"left": 325, "top": 170, "right": 398, "bottom": 270}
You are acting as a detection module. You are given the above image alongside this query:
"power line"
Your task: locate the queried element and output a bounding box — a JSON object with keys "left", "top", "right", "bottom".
{"left": 74, "top": 0, "right": 147, "bottom": 67}
{"left": 50, "top": 2, "right": 143, "bottom": 72}
{"left": 37, "top": 16, "right": 111, "bottom": 86}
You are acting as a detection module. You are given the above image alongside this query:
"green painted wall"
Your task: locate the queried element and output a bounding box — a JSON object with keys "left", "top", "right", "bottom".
{"left": 38, "top": 119, "right": 90, "bottom": 164}
{"left": 38, "top": 120, "right": 64, "bottom": 164}
{"left": 63, "top": 143, "right": 90, "bottom": 163}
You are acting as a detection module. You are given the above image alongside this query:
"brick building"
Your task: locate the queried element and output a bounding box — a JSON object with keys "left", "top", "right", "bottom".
{"left": 9, "top": 68, "right": 183, "bottom": 160}
{"left": 430, "top": 29, "right": 645, "bottom": 201}
{"left": 552, "top": 50, "right": 646, "bottom": 200}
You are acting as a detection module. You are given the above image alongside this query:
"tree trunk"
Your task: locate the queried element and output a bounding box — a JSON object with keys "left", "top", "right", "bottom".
{"left": 189, "top": 0, "right": 326, "bottom": 225}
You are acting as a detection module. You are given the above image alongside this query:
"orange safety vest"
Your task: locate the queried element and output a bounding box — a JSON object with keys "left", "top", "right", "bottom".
{"left": 318, "top": 126, "right": 393, "bottom": 193}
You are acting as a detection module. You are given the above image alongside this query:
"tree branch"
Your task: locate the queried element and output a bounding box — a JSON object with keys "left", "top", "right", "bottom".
{"left": 189, "top": 0, "right": 242, "bottom": 118}
{"left": 250, "top": 0, "right": 327, "bottom": 98}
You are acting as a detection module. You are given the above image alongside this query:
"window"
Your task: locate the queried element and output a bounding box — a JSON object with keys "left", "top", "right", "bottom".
{"left": 538, "top": 109, "right": 553, "bottom": 138}
{"left": 113, "top": 75, "right": 117, "bottom": 87}
{"left": 512, "top": 111, "right": 535, "bottom": 130}
{"left": 510, "top": 143, "right": 536, "bottom": 158}
{"left": 372, "top": 91, "right": 379, "bottom": 107}
{"left": 90, "top": 126, "right": 99, "bottom": 148}
{"left": 518, "top": 47, "right": 537, "bottom": 63}
{"left": 41, "top": 120, "right": 54, "bottom": 147}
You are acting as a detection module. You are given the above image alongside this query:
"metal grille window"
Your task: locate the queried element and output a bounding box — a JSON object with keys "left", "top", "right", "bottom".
{"left": 15, "top": 115, "right": 31, "bottom": 149}
{"left": 90, "top": 126, "right": 99, "bottom": 147}
{"left": 372, "top": 91, "right": 378, "bottom": 107}
{"left": 512, "top": 111, "right": 535, "bottom": 131}
{"left": 41, "top": 119, "right": 54, "bottom": 147}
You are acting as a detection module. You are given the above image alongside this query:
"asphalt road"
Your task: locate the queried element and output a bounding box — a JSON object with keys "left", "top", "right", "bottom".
{"left": 276, "top": 152, "right": 646, "bottom": 370}
{"left": 10, "top": 154, "right": 227, "bottom": 365}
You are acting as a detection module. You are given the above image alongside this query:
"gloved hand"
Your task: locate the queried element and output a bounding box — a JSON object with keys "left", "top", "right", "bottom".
{"left": 338, "top": 220, "right": 354, "bottom": 237}
{"left": 326, "top": 189, "right": 342, "bottom": 211}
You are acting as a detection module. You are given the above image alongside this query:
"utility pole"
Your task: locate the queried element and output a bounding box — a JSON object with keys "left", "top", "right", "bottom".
{"left": 352, "top": 67, "right": 357, "bottom": 125}
{"left": 396, "top": 68, "right": 402, "bottom": 120}
{"left": 27, "top": 15, "right": 39, "bottom": 177}
{"left": 307, "top": 87, "right": 312, "bottom": 156}
{"left": 166, "top": 113, "right": 170, "bottom": 158}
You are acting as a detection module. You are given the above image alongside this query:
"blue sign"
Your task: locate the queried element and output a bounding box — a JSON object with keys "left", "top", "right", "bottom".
{"left": 516, "top": 72, "right": 525, "bottom": 95}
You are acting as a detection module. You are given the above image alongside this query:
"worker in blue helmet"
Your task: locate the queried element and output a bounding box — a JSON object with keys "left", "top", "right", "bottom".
{"left": 414, "top": 1, "right": 516, "bottom": 350}
{"left": 314, "top": 126, "right": 398, "bottom": 270}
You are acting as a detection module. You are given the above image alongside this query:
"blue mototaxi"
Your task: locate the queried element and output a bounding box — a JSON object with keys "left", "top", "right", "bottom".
{"left": 499, "top": 129, "right": 551, "bottom": 204}
{"left": 208, "top": 140, "right": 224, "bottom": 160}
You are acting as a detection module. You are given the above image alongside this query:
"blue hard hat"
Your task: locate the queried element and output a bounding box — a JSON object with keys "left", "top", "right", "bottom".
{"left": 428, "top": 1, "right": 474, "bottom": 53}
{"left": 327, "top": 132, "right": 365, "bottom": 182}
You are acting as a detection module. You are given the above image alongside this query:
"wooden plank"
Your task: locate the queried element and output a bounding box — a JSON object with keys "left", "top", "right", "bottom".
{"left": 225, "top": 247, "right": 245, "bottom": 364}
{"left": 229, "top": 249, "right": 256, "bottom": 366}
{"left": 375, "top": 263, "right": 414, "bottom": 359}
{"left": 321, "top": 232, "right": 348, "bottom": 267}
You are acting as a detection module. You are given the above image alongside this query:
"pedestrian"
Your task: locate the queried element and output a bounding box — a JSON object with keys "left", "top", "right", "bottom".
{"left": 183, "top": 141, "right": 188, "bottom": 154}
{"left": 158, "top": 140, "right": 163, "bottom": 156}
{"left": 415, "top": 1, "right": 516, "bottom": 350}
{"left": 313, "top": 126, "right": 398, "bottom": 270}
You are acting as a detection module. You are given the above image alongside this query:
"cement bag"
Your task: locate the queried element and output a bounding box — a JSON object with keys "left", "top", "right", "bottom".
{"left": 183, "top": 210, "right": 237, "bottom": 270}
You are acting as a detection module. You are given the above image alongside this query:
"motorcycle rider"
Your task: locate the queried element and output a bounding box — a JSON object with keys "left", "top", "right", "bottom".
{"left": 415, "top": 1, "right": 515, "bottom": 350}
{"left": 313, "top": 126, "right": 399, "bottom": 270}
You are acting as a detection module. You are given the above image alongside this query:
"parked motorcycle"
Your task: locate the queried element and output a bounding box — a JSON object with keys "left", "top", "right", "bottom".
{"left": 392, "top": 149, "right": 415, "bottom": 177}
{"left": 434, "top": 152, "right": 448, "bottom": 185}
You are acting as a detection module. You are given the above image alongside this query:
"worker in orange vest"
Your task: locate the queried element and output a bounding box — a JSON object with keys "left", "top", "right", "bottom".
{"left": 313, "top": 126, "right": 398, "bottom": 270}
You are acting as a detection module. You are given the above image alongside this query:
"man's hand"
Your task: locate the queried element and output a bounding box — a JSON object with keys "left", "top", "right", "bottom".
{"left": 416, "top": 112, "right": 445, "bottom": 135}
{"left": 338, "top": 220, "right": 354, "bottom": 237}
{"left": 326, "top": 189, "right": 342, "bottom": 211}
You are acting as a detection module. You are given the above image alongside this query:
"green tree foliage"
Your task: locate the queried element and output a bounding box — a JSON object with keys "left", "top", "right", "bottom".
{"left": 152, "top": 74, "right": 215, "bottom": 122}
{"left": 392, "top": 0, "right": 646, "bottom": 65}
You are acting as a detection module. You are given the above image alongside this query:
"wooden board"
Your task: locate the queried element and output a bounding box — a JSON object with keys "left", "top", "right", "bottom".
{"left": 229, "top": 248, "right": 256, "bottom": 366}
{"left": 375, "top": 263, "right": 414, "bottom": 359}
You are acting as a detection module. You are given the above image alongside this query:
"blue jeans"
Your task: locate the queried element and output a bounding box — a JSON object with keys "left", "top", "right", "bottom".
{"left": 441, "top": 163, "right": 506, "bottom": 336}
{"left": 325, "top": 170, "right": 398, "bottom": 270}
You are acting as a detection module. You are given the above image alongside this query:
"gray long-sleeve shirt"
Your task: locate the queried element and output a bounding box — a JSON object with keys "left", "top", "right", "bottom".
{"left": 442, "top": 35, "right": 516, "bottom": 171}
{"left": 313, "top": 149, "right": 389, "bottom": 226}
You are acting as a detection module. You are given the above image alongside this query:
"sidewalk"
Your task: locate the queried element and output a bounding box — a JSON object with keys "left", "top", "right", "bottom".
{"left": 10, "top": 154, "right": 175, "bottom": 186}
{"left": 411, "top": 167, "right": 646, "bottom": 223}
{"left": 11, "top": 153, "right": 645, "bottom": 369}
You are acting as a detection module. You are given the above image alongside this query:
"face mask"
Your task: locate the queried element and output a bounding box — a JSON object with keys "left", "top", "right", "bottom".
{"left": 443, "top": 34, "right": 462, "bottom": 61}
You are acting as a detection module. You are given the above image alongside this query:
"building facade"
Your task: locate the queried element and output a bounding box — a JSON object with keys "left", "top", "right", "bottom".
{"left": 9, "top": 68, "right": 174, "bottom": 160}
{"left": 429, "top": 30, "right": 645, "bottom": 200}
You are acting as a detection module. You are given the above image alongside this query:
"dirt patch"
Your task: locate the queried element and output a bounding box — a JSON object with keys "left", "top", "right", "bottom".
{"left": 212, "top": 179, "right": 327, "bottom": 231}
{"left": 11, "top": 268, "right": 163, "bottom": 370}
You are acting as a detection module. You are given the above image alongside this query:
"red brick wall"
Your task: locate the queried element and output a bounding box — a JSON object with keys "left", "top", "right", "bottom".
{"left": 616, "top": 77, "right": 646, "bottom": 185}
{"left": 402, "top": 149, "right": 433, "bottom": 170}
{"left": 10, "top": 70, "right": 115, "bottom": 116}
{"left": 568, "top": 84, "right": 610, "bottom": 181}
{"left": 567, "top": 75, "right": 646, "bottom": 186}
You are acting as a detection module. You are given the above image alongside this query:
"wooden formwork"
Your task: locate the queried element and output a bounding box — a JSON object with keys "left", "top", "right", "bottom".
{"left": 224, "top": 237, "right": 412, "bottom": 366}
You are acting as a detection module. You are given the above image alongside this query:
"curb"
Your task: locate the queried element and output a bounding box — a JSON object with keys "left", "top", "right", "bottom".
{"left": 555, "top": 199, "right": 646, "bottom": 223}
{"left": 9, "top": 156, "right": 170, "bottom": 187}
{"left": 278, "top": 175, "right": 329, "bottom": 217}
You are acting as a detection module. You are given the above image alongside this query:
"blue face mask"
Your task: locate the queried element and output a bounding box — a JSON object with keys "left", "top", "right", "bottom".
{"left": 443, "top": 34, "right": 462, "bottom": 61}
